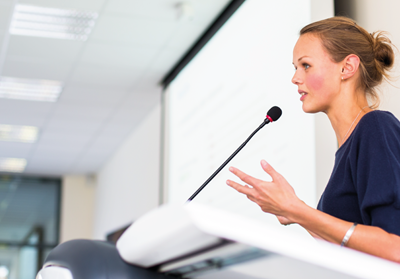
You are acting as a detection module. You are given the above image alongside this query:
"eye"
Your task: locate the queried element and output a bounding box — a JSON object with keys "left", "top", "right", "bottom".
{"left": 303, "top": 63, "right": 310, "bottom": 70}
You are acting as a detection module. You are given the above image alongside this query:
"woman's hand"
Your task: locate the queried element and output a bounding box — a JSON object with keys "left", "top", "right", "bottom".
{"left": 276, "top": 216, "right": 294, "bottom": 225}
{"left": 226, "top": 160, "right": 303, "bottom": 224}
{"left": 228, "top": 160, "right": 400, "bottom": 263}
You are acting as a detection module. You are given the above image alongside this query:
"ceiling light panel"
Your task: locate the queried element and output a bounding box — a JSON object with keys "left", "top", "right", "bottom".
{"left": 0, "top": 158, "right": 27, "bottom": 173}
{"left": 0, "top": 76, "right": 62, "bottom": 102}
{"left": 9, "top": 4, "right": 98, "bottom": 41}
{"left": 0, "top": 125, "right": 38, "bottom": 143}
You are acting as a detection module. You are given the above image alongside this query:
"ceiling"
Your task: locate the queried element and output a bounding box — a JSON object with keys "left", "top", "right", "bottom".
{"left": 0, "top": 0, "right": 231, "bottom": 176}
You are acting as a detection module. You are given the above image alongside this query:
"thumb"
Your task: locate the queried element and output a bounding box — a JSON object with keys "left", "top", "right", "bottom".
{"left": 261, "top": 160, "right": 280, "bottom": 181}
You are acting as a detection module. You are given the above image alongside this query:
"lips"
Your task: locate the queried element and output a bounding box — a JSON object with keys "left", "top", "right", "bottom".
{"left": 298, "top": 90, "right": 307, "bottom": 101}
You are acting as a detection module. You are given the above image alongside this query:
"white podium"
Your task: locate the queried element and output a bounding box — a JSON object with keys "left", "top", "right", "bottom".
{"left": 117, "top": 203, "right": 400, "bottom": 279}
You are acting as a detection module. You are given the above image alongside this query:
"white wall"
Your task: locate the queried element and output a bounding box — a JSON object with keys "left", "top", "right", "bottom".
{"left": 311, "top": 0, "right": 334, "bottom": 22}
{"left": 310, "top": 0, "right": 338, "bottom": 201}
{"left": 60, "top": 175, "right": 96, "bottom": 243}
{"left": 93, "top": 103, "right": 161, "bottom": 239}
{"left": 350, "top": 0, "right": 400, "bottom": 120}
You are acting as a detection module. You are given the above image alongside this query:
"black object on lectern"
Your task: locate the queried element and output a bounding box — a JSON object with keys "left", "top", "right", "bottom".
{"left": 43, "top": 239, "right": 173, "bottom": 279}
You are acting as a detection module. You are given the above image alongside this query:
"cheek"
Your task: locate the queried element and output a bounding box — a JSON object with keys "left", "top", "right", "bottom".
{"left": 306, "top": 74, "right": 324, "bottom": 91}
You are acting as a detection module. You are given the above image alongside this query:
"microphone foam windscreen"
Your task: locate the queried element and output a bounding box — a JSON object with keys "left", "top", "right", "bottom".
{"left": 267, "top": 106, "right": 282, "bottom": 122}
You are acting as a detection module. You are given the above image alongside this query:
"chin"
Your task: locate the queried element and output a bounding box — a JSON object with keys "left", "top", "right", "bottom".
{"left": 301, "top": 102, "right": 321, "bottom": 114}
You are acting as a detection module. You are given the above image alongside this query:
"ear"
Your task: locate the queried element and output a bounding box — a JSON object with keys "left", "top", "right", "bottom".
{"left": 341, "top": 54, "right": 360, "bottom": 80}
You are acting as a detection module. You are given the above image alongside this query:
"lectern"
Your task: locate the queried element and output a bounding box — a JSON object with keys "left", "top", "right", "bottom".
{"left": 38, "top": 203, "right": 400, "bottom": 279}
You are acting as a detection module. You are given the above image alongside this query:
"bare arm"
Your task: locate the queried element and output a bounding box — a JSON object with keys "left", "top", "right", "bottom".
{"left": 226, "top": 160, "right": 400, "bottom": 263}
{"left": 290, "top": 202, "right": 400, "bottom": 262}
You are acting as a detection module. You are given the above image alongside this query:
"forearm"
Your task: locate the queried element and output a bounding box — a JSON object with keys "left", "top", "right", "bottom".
{"left": 288, "top": 202, "right": 400, "bottom": 263}
{"left": 348, "top": 224, "right": 400, "bottom": 263}
{"left": 306, "top": 229, "right": 323, "bottom": 240}
{"left": 226, "top": 162, "right": 400, "bottom": 262}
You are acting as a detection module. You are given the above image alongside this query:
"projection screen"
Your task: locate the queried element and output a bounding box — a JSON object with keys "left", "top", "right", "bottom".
{"left": 164, "top": 0, "right": 320, "bottom": 236}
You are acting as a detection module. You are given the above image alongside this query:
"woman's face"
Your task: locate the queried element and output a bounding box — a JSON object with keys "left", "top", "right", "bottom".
{"left": 292, "top": 33, "right": 342, "bottom": 113}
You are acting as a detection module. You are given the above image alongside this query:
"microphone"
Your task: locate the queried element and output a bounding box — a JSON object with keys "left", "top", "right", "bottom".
{"left": 187, "top": 106, "right": 282, "bottom": 202}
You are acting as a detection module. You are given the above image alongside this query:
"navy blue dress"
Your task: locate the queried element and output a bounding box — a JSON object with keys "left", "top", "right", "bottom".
{"left": 317, "top": 110, "right": 400, "bottom": 236}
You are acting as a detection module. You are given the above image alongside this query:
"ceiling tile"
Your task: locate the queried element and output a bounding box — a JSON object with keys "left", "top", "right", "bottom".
{"left": 90, "top": 15, "right": 178, "bottom": 47}
{"left": 32, "top": 142, "right": 84, "bottom": 155}
{"left": 50, "top": 102, "right": 113, "bottom": 123}
{"left": 133, "top": 71, "right": 165, "bottom": 91}
{"left": 70, "top": 63, "right": 142, "bottom": 89}
{"left": 68, "top": 161, "right": 102, "bottom": 174}
{"left": 58, "top": 84, "right": 128, "bottom": 107}
{"left": 0, "top": 3, "right": 13, "bottom": 30}
{"left": 2, "top": 58, "right": 73, "bottom": 80}
{"left": 0, "top": 114, "right": 47, "bottom": 127}
{"left": 104, "top": 0, "right": 179, "bottom": 21}
{"left": 0, "top": 142, "right": 33, "bottom": 157}
{"left": 191, "top": 0, "right": 231, "bottom": 25}
{"left": 0, "top": 30, "right": 6, "bottom": 46}
{"left": 82, "top": 135, "right": 125, "bottom": 158}
{"left": 24, "top": 163, "right": 73, "bottom": 176}
{"left": 0, "top": 0, "right": 228, "bottom": 175}
{"left": 118, "top": 87, "right": 160, "bottom": 106}
{"left": 150, "top": 48, "right": 184, "bottom": 72}
{"left": 80, "top": 42, "right": 159, "bottom": 70}
{"left": 28, "top": 143, "right": 84, "bottom": 164}
{"left": 74, "top": 158, "right": 105, "bottom": 168}
{"left": 71, "top": 144, "right": 118, "bottom": 173}
{"left": 106, "top": 108, "right": 144, "bottom": 126}
{"left": 0, "top": 99, "right": 55, "bottom": 118}
{"left": 37, "top": 131, "right": 92, "bottom": 147}
{"left": 117, "top": 99, "right": 159, "bottom": 118}
{"left": 7, "top": 36, "right": 84, "bottom": 64}
{"left": 103, "top": 0, "right": 231, "bottom": 25}
{"left": 80, "top": 155, "right": 114, "bottom": 169}
{"left": 44, "top": 118, "right": 103, "bottom": 135}
{"left": 79, "top": 147, "right": 115, "bottom": 163}
{"left": 18, "top": 0, "right": 106, "bottom": 11}
{"left": 97, "top": 124, "right": 136, "bottom": 141}
{"left": 166, "top": 23, "right": 208, "bottom": 50}
{"left": 92, "top": 148, "right": 117, "bottom": 159}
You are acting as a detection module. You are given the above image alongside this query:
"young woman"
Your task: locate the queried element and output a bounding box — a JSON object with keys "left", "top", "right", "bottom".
{"left": 226, "top": 17, "right": 400, "bottom": 263}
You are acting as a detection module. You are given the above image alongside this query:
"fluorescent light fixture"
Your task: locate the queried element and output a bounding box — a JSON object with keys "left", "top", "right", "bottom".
{"left": 0, "top": 158, "right": 27, "bottom": 173}
{"left": 0, "top": 125, "right": 39, "bottom": 143}
{"left": 9, "top": 4, "right": 98, "bottom": 41}
{"left": 0, "top": 265, "right": 9, "bottom": 278}
{"left": 0, "top": 76, "right": 62, "bottom": 102}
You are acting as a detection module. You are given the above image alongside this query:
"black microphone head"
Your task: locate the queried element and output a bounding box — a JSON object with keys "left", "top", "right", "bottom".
{"left": 267, "top": 106, "right": 282, "bottom": 122}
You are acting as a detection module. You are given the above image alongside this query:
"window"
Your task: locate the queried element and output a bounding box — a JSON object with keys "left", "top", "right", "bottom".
{"left": 0, "top": 175, "right": 61, "bottom": 279}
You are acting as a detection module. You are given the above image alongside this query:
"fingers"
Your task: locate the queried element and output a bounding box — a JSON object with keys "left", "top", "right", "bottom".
{"left": 260, "top": 160, "right": 281, "bottom": 181}
{"left": 226, "top": 179, "right": 254, "bottom": 196}
{"left": 229, "top": 166, "right": 262, "bottom": 187}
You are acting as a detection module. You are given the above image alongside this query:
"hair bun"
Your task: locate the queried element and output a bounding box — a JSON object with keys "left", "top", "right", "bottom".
{"left": 371, "top": 31, "right": 395, "bottom": 70}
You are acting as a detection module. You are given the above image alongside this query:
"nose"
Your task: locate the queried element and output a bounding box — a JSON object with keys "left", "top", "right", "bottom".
{"left": 291, "top": 70, "right": 302, "bottom": 85}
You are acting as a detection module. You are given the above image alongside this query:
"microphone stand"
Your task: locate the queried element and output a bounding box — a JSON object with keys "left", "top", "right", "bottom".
{"left": 187, "top": 117, "right": 272, "bottom": 202}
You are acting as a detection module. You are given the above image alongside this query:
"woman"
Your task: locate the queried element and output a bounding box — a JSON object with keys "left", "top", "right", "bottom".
{"left": 226, "top": 17, "right": 400, "bottom": 263}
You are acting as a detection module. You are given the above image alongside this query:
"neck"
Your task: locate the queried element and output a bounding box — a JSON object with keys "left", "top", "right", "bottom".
{"left": 325, "top": 93, "right": 371, "bottom": 147}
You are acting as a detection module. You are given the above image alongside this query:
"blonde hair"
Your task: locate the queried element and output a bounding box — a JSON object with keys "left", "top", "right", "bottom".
{"left": 300, "top": 17, "right": 395, "bottom": 108}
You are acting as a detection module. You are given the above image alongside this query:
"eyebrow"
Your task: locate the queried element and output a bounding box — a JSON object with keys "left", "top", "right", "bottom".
{"left": 298, "top": 56, "right": 310, "bottom": 62}
{"left": 292, "top": 55, "right": 310, "bottom": 65}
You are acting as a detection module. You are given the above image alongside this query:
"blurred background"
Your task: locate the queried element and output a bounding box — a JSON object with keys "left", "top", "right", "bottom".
{"left": 0, "top": 0, "right": 399, "bottom": 278}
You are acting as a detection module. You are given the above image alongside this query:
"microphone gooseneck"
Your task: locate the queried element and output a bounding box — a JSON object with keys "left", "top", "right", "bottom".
{"left": 187, "top": 106, "right": 282, "bottom": 202}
